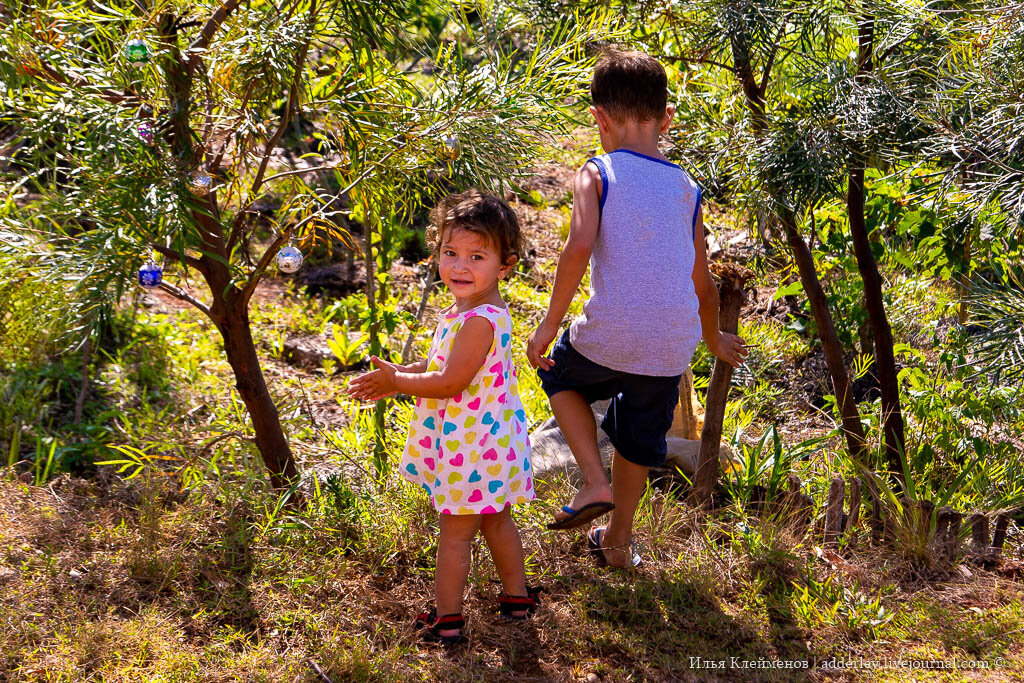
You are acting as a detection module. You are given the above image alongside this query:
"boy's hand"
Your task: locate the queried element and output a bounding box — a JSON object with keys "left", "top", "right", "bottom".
{"left": 347, "top": 356, "right": 399, "bottom": 401}
{"left": 708, "top": 332, "right": 748, "bottom": 368}
{"left": 527, "top": 321, "right": 558, "bottom": 371}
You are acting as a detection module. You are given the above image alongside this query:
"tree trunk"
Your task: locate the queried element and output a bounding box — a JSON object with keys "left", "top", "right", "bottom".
{"left": 779, "top": 207, "right": 869, "bottom": 464}
{"left": 729, "top": 24, "right": 868, "bottom": 467}
{"left": 848, "top": 163, "right": 904, "bottom": 475}
{"left": 692, "top": 262, "right": 752, "bottom": 504}
{"left": 219, "top": 308, "right": 299, "bottom": 491}
{"left": 848, "top": 9, "right": 905, "bottom": 477}
{"left": 958, "top": 228, "right": 972, "bottom": 324}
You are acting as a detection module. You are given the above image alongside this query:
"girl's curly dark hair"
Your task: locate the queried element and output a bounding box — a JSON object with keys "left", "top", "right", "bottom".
{"left": 428, "top": 189, "right": 523, "bottom": 266}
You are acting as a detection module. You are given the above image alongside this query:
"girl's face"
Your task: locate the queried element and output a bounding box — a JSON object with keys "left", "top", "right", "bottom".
{"left": 438, "top": 226, "right": 514, "bottom": 306}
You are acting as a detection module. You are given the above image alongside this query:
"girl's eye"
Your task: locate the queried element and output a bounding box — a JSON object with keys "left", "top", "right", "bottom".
{"left": 443, "top": 250, "right": 456, "bottom": 257}
{"left": 471, "top": 254, "right": 483, "bottom": 260}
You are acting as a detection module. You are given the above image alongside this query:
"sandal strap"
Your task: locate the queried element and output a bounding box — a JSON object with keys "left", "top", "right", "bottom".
{"left": 416, "top": 606, "right": 467, "bottom": 644}
{"left": 433, "top": 613, "right": 465, "bottom": 629}
{"left": 498, "top": 585, "right": 543, "bottom": 615}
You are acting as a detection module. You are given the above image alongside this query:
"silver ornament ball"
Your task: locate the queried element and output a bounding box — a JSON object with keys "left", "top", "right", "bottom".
{"left": 188, "top": 172, "right": 213, "bottom": 195}
{"left": 276, "top": 245, "right": 303, "bottom": 274}
{"left": 442, "top": 134, "right": 462, "bottom": 160}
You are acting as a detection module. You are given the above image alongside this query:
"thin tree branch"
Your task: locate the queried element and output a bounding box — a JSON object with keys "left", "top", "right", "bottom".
{"left": 759, "top": 18, "right": 791, "bottom": 98}
{"left": 156, "top": 280, "right": 213, "bottom": 318}
{"left": 186, "top": 0, "right": 243, "bottom": 76}
{"left": 151, "top": 243, "right": 206, "bottom": 273}
{"left": 24, "top": 61, "right": 139, "bottom": 107}
{"left": 654, "top": 53, "right": 736, "bottom": 73}
{"left": 228, "top": 2, "right": 317, "bottom": 252}
{"left": 237, "top": 140, "right": 406, "bottom": 308}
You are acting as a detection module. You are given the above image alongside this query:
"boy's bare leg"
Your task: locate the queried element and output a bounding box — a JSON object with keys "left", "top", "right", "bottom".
{"left": 597, "top": 451, "right": 648, "bottom": 568}
{"left": 549, "top": 390, "right": 613, "bottom": 523}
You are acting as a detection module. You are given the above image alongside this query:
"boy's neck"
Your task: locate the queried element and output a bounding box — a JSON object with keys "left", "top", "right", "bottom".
{"left": 602, "top": 121, "right": 665, "bottom": 160}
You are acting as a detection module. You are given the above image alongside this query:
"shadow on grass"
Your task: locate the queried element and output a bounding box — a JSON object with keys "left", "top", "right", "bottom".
{"left": 416, "top": 558, "right": 828, "bottom": 681}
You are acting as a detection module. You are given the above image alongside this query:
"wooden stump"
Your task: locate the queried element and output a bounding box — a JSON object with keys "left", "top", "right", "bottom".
{"left": 824, "top": 477, "right": 845, "bottom": 547}
{"left": 845, "top": 477, "right": 862, "bottom": 540}
{"left": 969, "top": 511, "right": 990, "bottom": 552}
{"left": 935, "top": 506, "right": 963, "bottom": 559}
{"left": 692, "top": 263, "right": 754, "bottom": 505}
{"left": 785, "top": 474, "right": 813, "bottom": 536}
{"left": 918, "top": 500, "right": 935, "bottom": 545}
{"left": 992, "top": 511, "right": 1011, "bottom": 552}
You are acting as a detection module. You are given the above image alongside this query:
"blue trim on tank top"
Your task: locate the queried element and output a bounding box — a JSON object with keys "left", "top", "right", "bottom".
{"left": 587, "top": 157, "right": 608, "bottom": 217}
{"left": 692, "top": 186, "right": 702, "bottom": 241}
{"left": 610, "top": 148, "right": 681, "bottom": 169}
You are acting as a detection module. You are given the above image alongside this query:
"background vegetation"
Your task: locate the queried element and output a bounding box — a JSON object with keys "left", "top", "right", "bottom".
{"left": 2, "top": 0, "right": 1023, "bottom": 680}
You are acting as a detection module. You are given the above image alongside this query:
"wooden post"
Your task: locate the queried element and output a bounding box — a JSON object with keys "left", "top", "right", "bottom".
{"left": 870, "top": 489, "right": 883, "bottom": 545}
{"left": 824, "top": 477, "right": 845, "bottom": 547}
{"left": 992, "top": 511, "right": 1011, "bottom": 552}
{"left": 935, "top": 507, "right": 962, "bottom": 559}
{"left": 692, "top": 263, "right": 754, "bottom": 505}
{"left": 968, "top": 512, "right": 990, "bottom": 553}
{"left": 846, "top": 477, "right": 862, "bottom": 537}
{"left": 668, "top": 369, "right": 701, "bottom": 441}
{"left": 785, "top": 474, "right": 812, "bottom": 535}
{"left": 918, "top": 500, "right": 934, "bottom": 545}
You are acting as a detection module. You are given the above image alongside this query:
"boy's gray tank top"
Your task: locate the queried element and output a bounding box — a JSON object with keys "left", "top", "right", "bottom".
{"left": 568, "top": 149, "right": 703, "bottom": 377}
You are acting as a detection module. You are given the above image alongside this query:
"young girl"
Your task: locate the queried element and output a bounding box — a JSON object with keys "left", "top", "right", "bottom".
{"left": 348, "top": 190, "right": 538, "bottom": 645}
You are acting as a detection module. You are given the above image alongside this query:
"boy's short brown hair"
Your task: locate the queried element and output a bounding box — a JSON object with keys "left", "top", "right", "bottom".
{"left": 590, "top": 48, "right": 668, "bottom": 123}
{"left": 429, "top": 189, "right": 522, "bottom": 266}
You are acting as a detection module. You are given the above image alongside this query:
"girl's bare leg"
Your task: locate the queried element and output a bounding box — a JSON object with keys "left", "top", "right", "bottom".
{"left": 436, "top": 513, "right": 483, "bottom": 635}
{"left": 480, "top": 506, "right": 528, "bottom": 614}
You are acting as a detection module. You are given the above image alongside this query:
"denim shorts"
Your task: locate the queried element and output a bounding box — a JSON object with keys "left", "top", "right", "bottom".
{"left": 537, "top": 329, "right": 682, "bottom": 468}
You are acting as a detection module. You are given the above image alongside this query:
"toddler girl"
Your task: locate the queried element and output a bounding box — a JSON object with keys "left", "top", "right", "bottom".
{"left": 348, "top": 190, "right": 537, "bottom": 645}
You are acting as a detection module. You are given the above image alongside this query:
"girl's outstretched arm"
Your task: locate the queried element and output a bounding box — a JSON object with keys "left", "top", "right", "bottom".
{"left": 347, "top": 317, "right": 494, "bottom": 401}
{"left": 398, "top": 359, "right": 428, "bottom": 373}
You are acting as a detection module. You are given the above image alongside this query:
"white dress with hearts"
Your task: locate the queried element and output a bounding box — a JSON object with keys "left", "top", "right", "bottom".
{"left": 400, "top": 303, "right": 534, "bottom": 515}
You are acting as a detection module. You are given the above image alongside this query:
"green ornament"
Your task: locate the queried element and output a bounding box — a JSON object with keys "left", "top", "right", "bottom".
{"left": 124, "top": 39, "right": 150, "bottom": 67}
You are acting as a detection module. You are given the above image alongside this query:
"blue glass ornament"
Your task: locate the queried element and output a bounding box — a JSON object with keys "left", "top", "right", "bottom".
{"left": 276, "top": 245, "right": 303, "bottom": 273}
{"left": 138, "top": 260, "right": 163, "bottom": 289}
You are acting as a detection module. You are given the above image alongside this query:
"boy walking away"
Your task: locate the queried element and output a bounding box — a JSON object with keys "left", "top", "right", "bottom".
{"left": 526, "top": 49, "right": 747, "bottom": 568}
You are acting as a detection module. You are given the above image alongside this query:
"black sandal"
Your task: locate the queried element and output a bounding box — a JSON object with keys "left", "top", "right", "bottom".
{"left": 497, "top": 585, "right": 543, "bottom": 620}
{"left": 415, "top": 607, "right": 468, "bottom": 645}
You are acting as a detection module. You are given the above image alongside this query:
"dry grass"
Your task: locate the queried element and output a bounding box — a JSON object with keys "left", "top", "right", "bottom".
{"left": 3, "top": 470, "right": 1024, "bottom": 682}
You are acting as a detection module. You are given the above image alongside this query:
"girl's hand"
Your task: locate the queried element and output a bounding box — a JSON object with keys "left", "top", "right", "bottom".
{"left": 709, "top": 331, "right": 748, "bottom": 368}
{"left": 347, "top": 356, "right": 399, "bottom": 402}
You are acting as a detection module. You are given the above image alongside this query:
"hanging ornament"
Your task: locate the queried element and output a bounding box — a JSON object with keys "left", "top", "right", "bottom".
{"left": 188, "top": 171, "right": 213, "bottom": 195}
{"left": 276, "top": 245, "right": 303, "bottom": 274}
{"left": 137, "top": 121, "right": 156, "bottom": 146}
{"left": 124, "top": 39, "right": 150, "bottom": 67}
{"left": 442, "top": 134, "right": 462, "bottom": 160}
{"left": 138, "top": 260, "right": 163, "bottom": 289}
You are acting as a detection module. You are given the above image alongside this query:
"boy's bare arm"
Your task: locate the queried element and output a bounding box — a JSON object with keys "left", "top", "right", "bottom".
{"left": 692, "top": 207, "right": 747, "bottom": 368}
{"left": 526, "top": 163, "right": 601, "bottom": 369}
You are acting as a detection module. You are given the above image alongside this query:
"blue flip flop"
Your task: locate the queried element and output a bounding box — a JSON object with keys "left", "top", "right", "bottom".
{"left": 587, "top": 526, "right": 642, "bottom": 568}
{"left": 546, "top": 501, "right": 615, "bottom": 530}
